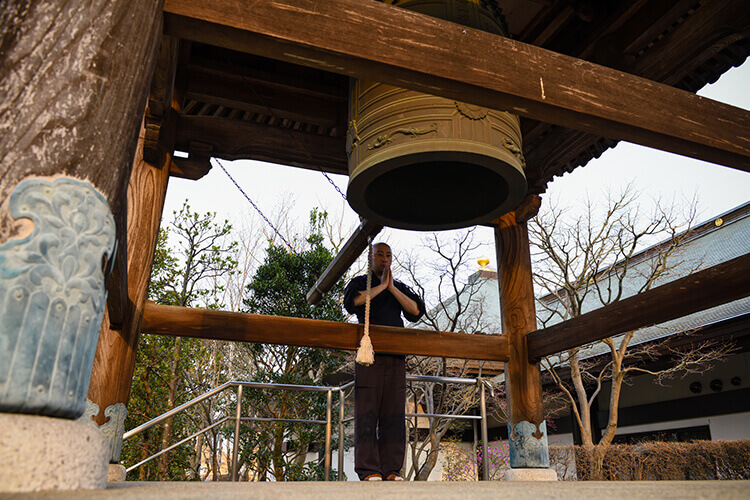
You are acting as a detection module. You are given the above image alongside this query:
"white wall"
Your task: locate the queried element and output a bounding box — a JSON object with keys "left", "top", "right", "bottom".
{"left": 613, "top": 411, "right": 750, "bottom": 441}
{"left": 709, "top": 412, "right": 750, "bottom": 441}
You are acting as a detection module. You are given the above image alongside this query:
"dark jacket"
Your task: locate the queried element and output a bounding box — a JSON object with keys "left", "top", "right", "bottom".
{"left": 343, "top": 273, "right": 425, "bottom": 327}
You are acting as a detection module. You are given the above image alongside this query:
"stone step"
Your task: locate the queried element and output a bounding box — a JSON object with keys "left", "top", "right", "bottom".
{"left": 7, "top": 480, "right": 749, "bottom": 499}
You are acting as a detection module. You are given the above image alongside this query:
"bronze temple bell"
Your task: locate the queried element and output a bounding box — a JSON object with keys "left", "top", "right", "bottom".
{"left": 346, "top": 0, "right": 526, "bottom": 231}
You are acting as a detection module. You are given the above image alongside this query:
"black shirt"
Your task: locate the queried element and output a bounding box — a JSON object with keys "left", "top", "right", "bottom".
{"left": 344, "top": 273, "right": 425, "bottom": 327}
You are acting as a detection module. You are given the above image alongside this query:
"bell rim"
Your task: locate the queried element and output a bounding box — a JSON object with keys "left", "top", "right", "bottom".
{"left": 347, "top": 149, "right": 527, "bottom": 231}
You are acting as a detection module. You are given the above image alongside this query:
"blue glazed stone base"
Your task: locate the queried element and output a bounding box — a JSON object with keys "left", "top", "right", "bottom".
{"left": 508, "top": 420, "right": 550, "bottom": 468}
{"left": 0, "top": 178, "right": 115, "bottom": 418}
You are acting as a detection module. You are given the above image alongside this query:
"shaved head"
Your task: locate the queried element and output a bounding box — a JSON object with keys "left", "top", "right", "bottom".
{"left": 371, "top": 242, "right": 392, "bottom": 275}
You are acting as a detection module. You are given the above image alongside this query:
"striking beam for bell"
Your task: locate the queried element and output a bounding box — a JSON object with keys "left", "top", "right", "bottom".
{"left": 346, "top": 0, "right": 527, "bottom": 231}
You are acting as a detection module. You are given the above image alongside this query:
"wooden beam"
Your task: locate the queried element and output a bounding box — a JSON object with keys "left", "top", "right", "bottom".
{"left": 162, "top": 0, "right": 750, "bottom": 171}
{"left": 185, "top": 67, "right": 341, "bottom": 128}
{"left": 527, "top": 253, "right": 750, "bottom": 361}
{"left": 173, "top": 114, "right": 348, "bottom": 175}
{"left": 169, "top": 155, "right": 212, "bottom": 181}
{"left": 307, "top": 219, "right": 383, "bottom": 305}
{"left": 187, "top": 52, "right": 349, "bottom": 103}
{"left": 88, "top": 117, "right": 173, "bottom": 432}
{"left": 88, "top": 39, "right": 191, "bottom": 434}
{"left": 141, "top": 302, "right": 509, "bottom": 362}
{"left": 144, "top": 35, "right": 180, "bottom": 165}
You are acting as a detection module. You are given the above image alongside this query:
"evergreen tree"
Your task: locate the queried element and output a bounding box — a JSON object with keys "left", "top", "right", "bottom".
{"left": 122, "top": 202, "right": 237, "bottom": 480}
{"left": 240, "top": 210, "right": 347, "bottom": 481}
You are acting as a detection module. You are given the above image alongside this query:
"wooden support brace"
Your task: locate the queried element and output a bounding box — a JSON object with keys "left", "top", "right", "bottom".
{"left": 527, "top": 253, "right": 750, "bottom": 361}
{"left": 141, "top": 302, "right": 509, "bottom": 362}
{"left": 162, "top": 0, "right": 750, "bottom": 171}
{"left": 307, "top": 219, "right": 383, "bottom": 305}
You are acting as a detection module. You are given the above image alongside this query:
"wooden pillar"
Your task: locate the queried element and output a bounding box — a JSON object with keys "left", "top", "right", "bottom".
{"left": 85, "top": 121, "right": 172, "bottom": 462}
{"left": 493, "top": 194, "right": 550, "bottom": 468}
{"left": 85, "top": 36, "right": 183, "bottom": 463}
{"left": 0, "top": 0, "right": 163, "bottom": 422}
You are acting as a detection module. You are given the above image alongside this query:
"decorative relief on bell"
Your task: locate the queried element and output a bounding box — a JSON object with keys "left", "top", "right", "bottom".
{"left": 346, "top": 120, "right": 361, "bottom": 158}
{"left": 367, "top": 122, "right": 439, "bottom": 150}
{"left": 454, "top": 101, "right": 488, "bottom": 121}
{"left": 347, "top": 0, "right": 524, "bottom": 231}
{"left": 502, "top": 138, "right": 526, "bottom": 168}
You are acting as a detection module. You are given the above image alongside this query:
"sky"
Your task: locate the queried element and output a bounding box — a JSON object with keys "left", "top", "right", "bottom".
{"left": 163, "top": 62, "right": 750, "bottom": 273}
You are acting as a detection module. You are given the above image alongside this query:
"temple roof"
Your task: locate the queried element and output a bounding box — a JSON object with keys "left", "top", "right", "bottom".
{"left": 166, "top": 0, "right": 749, "bottom": 193}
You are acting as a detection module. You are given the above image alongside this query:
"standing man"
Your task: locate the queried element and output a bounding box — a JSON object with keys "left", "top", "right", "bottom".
{"left": 344, "top": 242, "right": 425, "bottom": 481}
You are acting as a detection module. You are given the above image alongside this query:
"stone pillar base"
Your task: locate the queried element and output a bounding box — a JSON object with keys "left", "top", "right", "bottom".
{"left": 505, "top": 468, "right": 558, "bottom": 481}
{"left": 0, "top": 413, "right": 108, "bottom": 492}
{"left": 108, "top": 464, "right": 127, "bottom": 482}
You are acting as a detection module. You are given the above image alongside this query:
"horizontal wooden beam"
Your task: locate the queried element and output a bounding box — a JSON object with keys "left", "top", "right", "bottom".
{"left": 527, "top": 253, "right": 750, "bottom": 360}
{"left": 185, "top": 67, "right": 342, "bottom": 128}
{"left": 173, "top": 115, "right": 348, "bottom": 175}
{"left": 307, "top": 219, "right": 383, "bottom": 305}
{"left": 141, "top": 302, "right": 509, "bottom": 361}
{"left": 163, "top": 0, "right": 750, "bottom": 171}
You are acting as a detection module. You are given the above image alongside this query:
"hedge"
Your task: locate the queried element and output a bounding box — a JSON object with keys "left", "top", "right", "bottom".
{"left": 549, "top": 441, "right": 750, "bottom": 481}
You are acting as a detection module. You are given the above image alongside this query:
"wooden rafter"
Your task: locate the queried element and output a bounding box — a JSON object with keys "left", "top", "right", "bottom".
{"left": 163, "top": 0, "right": 750, "bottom": 171}
{"left": 527, "top": 253, "right": 750, "bottom": 361}
{"left": 141, "top": 302, "right": 509, "bottom": 362}
{"left": 184, "top": 67, "right": 341, "bottom": 128}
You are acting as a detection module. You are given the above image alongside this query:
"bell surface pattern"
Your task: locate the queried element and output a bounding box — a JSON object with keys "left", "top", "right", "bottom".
{"left": 346, "top": 0, "right": 527, "bottom": 231}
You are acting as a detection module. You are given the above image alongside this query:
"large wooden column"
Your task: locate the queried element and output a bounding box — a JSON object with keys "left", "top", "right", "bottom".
{"left": 0, "top": 0, "right": 162, "bottom": 413}
{"left": 493, "top": 195, "right": 550, "bottom": 470}
{"left": 86, "top": 37, "right": 182, "bottom": 464}
{"left": 0, "top": 1, "right": 163, "bottom": 489}
{"left": 85, "top": 121, "right": 172, "bottom": 463}
{"left": 0, "top": 0, "right": 163, "bottom": 234}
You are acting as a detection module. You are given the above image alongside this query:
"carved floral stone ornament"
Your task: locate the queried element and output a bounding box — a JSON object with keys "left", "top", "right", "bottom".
{"left": 508, "top": 420, "right": 550, "bottom": 468}
{"left": 79, "top": 400, "right": 128, "bottom": 462}
{"left": 0, "top": 178, "right": 116, "bottom": 418}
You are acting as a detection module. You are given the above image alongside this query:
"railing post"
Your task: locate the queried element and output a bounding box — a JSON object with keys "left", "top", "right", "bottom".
{"left": 324, "top": 389, "right": 333, "bottom": 481}
{"left": 338, "top": 389, "right": 345, "bottom": 481}
{"left": 232, "top": 385, "right": 243, "bottom": 482}
{"left": 479, "top": 378, "right": 490, "bottom": 480}
{"left": 473, "top": 419, "right": 479, "bottom": 481}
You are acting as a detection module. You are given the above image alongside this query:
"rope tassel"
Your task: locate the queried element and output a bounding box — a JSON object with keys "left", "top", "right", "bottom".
{"left": 356, "top": 238, "right": 375, "bottom": 365}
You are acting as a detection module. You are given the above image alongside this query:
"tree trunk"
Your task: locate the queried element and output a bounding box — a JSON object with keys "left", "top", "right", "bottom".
{"left": 272, "top": 424, "right": 286, "bottom": 480}
{"left": 158, "top": 337, "right": 182, "bottom": 479}
{"left": 138, "top": 430, "right": 151, "bottom": 481}
{"left": 415, "top": 431, "right": 441, "bottom": 480}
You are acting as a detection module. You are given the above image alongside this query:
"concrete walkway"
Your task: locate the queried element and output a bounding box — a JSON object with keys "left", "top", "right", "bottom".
{"left": 5, "top": 481, "right": 749, "bottom": 499}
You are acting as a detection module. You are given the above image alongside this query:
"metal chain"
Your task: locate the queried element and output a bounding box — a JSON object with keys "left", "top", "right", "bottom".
{"left": 214, "top": 158, "right": 296, "bottom": 250}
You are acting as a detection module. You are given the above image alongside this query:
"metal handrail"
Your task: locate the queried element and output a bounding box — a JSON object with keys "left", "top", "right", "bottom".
{"left": 406, "top": 374, "right": 477, "bottom": 385}
{"left": 123, "top": 374, "right": 492, "bottom": 481}
{"left": 123, "top": 381, "right": 234, "bottom": 440}
{"left": 126, "top": 417, "right": 231, "bottom": 473}
{"left": 124, "top": 380, "right": 342, "bottom": 441}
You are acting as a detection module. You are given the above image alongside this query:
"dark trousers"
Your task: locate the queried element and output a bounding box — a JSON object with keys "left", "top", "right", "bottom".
{"left": 354, "top": 354, "right": 406, "bottom": 480}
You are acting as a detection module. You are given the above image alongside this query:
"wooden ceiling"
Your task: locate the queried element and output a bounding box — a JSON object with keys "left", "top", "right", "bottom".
{"left": 164, "top": 0, "right": 749, "bottom": 194}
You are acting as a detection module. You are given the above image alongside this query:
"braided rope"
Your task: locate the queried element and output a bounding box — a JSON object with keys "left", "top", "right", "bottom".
{"left": 356, "top": 238, "right": 375, "bottom": 365}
